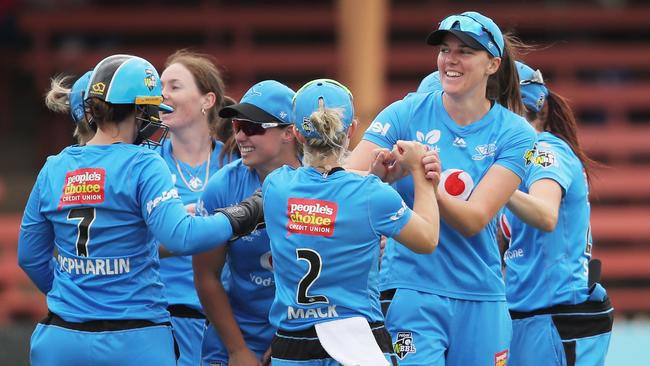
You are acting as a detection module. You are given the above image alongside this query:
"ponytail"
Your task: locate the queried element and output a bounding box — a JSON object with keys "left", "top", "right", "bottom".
{"left": 301, "top": 107, "right": 349, "bottom": 167}
{"left": 542, "top": 91, "right": 598, "bottom": 182}
{"left": 487, "top": 33, "right": 527, "bottom": 116}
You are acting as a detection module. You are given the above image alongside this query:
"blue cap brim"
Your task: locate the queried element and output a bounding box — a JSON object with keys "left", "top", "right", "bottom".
{"left": 159, "top": 103, "right": 174, "bottom": 113}
{"left": 427, "top": 29, "right": 486, "bottom": 52}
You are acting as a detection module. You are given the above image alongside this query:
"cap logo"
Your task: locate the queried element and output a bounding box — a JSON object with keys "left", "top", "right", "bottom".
{"left": 279, "top": 111, "right": 288, "bottom": 120}
{"left": 144, "top": 69, "right": 157, "bottom": 91}
{"left": 90, "top": 82, "right": 106, "bottom": 95}
{"left": 250, "top": 87, "right": 262, "bottom": 97}
{"left": 536, "top": 95, "right": 545, "bottom": 111}
{"left": 301, "top": 117, "right": 314, "bottom": 133}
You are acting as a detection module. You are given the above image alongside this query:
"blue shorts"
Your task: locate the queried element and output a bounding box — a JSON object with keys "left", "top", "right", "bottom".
{"left": 30, "top": 314, "right": 176, "bottom": 366}
{"left": 200, "top": 317, "right": 275, "bottom": 366}
{"left": 170, "top": 311, "right": 205, "bottom": 366}
{"left": 383, "top": 288, "right": 512, "bottom": 366}
{"left": 509, "top": 294, "right": 613, "bottom": 366}
{"left": 271, "top": 322, "right": 398, "bottom": 366}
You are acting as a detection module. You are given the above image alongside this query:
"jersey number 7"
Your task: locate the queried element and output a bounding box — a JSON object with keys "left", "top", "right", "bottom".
{"left": 67, "top": 207, "right": 96, "bottom": 257}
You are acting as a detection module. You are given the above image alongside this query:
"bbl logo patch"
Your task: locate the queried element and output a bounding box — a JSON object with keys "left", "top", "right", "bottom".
{"left": 394, "top": 331, "right": 416, "bottom": 360}
{"left": 534, "top": 150, "right": 556, "bottom": 168}
{"left": 523, "top": 142, "right": 537, "bottom": 166}
{"left": 144, "top": 69, "right": 157, "bottom": 91}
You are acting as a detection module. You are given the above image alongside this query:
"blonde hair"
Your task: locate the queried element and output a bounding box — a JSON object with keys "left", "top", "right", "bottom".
{"left": 44, "top": 75, "right": 73, "bottom": 113}
{"left": 301, "top": 104, "right": 349, "bottom": 168}
{"left": 44, "top": 75, "right": 95, "bottom": 145}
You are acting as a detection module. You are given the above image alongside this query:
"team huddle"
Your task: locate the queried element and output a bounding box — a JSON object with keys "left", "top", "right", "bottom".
{"left": 18, "top": 10, "right": 613, "bottom": 366}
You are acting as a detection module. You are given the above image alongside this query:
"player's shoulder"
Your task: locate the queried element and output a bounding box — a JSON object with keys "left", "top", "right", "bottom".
{"left": 265, "top": 164, "right": 299, "bottom": 188}
{"left": 492, "top": 104, "right": 535, "bottom": 136}
{"left": 536, "top": 132, "right": 578, "bottom": 163}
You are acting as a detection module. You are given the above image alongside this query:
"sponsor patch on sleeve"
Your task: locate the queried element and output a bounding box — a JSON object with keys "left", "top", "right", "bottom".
{"left": 58, "top": 168, "right": 106, "bottom": 209}
{"left": 287, "top": 198, "right": 337, "bottom": 236}
{"left": 495, "top": 349, "right": 508, "bottom": 366}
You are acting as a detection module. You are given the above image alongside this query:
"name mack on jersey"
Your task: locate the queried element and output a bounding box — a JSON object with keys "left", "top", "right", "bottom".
{"left": 288, "top": 305, "right": 339, "bottom": 320}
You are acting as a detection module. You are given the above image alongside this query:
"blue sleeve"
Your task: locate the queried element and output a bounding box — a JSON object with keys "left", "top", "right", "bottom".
{"left": 527, "top": 142, "right": 573, "bottom": 193}
{"left": 17, "top": 170, "right": 55, "bottom": 294}
{"left": 494, "top": 118, "right": 537, "bottom": 180}
{"left": 362, "top": 98, "right": 411, "bottom": 149}
{"left": 135, "top": 153, "right": 233, "bottom": 255}
{"left": 367, "top": 178, "right": 413, "bottom": 238}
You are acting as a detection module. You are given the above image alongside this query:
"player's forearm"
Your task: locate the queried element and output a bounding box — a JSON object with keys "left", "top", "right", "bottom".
{"left": 438, "top": 193, "right": 490, "bottom": 237}
{"left": 506, "top": 190, "right": 558, "bottom": 232}
{"left": 200, "top": 282, "right": 248, "bottom": 354}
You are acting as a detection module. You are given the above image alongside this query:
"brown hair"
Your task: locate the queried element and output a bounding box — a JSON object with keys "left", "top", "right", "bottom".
{"left": 218, "top": 95, "right": 240, "bottom": 165}
{"left": 486, "top": 33, "right": 527, "bottom": 116}
{"left": 86, "top": 99, "right": 134, "bottom": 127}
{"left": 532, "top": 91, "right": 598, "bottom": 182}
{"left": 164, "top": 49, "right": 228, "bottom": 140}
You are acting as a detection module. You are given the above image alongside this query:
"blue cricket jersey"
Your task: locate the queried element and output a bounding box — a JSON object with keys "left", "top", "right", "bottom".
{"left": 198, "top": 159, "right": 274, "bottom": 343}
{"left": 18, "top": 143, "right": 233, "bottom": 323}
{"left": 364, "top": 91, "right": 536, "bottom": 301}
{"left": 504, "top": 132, "right": 592, "bottom": 311}
{"left": 157, "top": 138, "right": 226, "bottom": 311}
{"left": 263, "top": 166, "right": 413, "bottom": 331}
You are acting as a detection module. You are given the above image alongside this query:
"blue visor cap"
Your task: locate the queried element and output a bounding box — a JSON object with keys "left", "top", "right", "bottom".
{"left": 293, "top": 79, "right": 354, "bottom": 140}
{"left": 516, "top": 61, "right": 549, "bottom": 113}
{"left": 219, "top": 80, "right": 294, "bottom": 124}
{"left": 427, "top": 11, "right": 504, "bottom": 58}
{"left": 69, "top": 70, "right": 92, "bottom": 124}
{"left": 86, "top": 54, "right": 173, "bottom": 113}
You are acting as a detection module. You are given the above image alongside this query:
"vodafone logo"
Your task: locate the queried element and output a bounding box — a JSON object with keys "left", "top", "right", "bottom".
{"left": 438, "top": 169, "right": 474, "bottom": 200}
{"left": 499, "top": 213, "right": 511, "bottom": 241}
{"left": 260, "top": 251, "right": 273, "bottom": 271}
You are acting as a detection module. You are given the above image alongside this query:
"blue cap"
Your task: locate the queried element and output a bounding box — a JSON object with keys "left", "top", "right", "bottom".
{"left": 516, "top": 61, "right": 549, "bottom": 113}
{"left": 293, "top": 79, "right": 354, "bottom": 140}
{"left": 219, "top": 80, "right": 294, "bottom": 124}
{"left": 86, "top": 54, "right": 173, "bottom": 113}
{"left": 416, "top": 71, "right": 442, "bottom": 93}
{"left": 69, "top": 70, "right": 92, "bottom": 124}
{"left": 427, "top": 11, "right": 504, "bottom": 58}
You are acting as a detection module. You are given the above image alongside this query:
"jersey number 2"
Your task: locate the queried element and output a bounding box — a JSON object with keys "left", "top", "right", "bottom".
{"left": 67, "top": 207, "right": 96, "bottom": 257}
{"left": 296, "top": 248, "right": 329, "bottom": 305}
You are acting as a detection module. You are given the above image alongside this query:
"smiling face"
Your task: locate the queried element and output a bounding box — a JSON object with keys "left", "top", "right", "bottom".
{"left": 234, "top": 123, "right": 295, "bottom": 175}
{"left": 160, "top": 62, "right": 208, "bottom": 130}
{"left": 437, "top": 33, "right": 500, "bottom": 100}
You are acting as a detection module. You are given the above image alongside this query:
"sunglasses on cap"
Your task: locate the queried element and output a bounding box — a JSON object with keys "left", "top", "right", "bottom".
{"left": 520, "top": 69, "right": 545, "bottom": 86}
{"left": 438, "top": 14, "right": 502, "bottom": 57}
{"left": 293, "top": 78, "right": 354, "bottom": 103}
{"left": 232, "top": 119, "right": 285, "bottom": 137}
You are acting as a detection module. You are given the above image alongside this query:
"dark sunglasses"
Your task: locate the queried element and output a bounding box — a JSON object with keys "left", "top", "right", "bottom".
{"left": 232, "top": 119, "right": 284, "bottom": 137}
